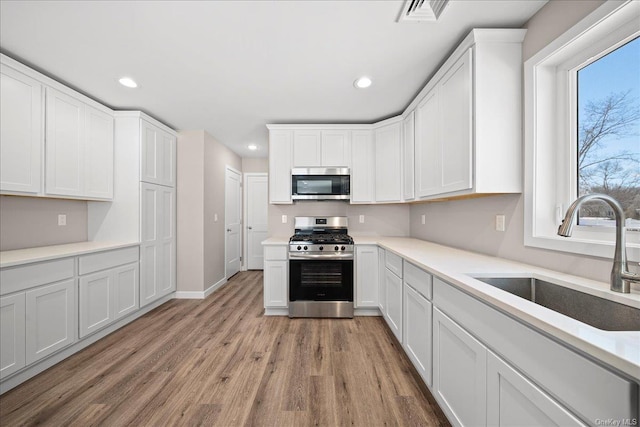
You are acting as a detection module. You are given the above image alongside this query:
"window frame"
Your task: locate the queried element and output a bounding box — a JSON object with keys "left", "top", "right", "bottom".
{"left": 524, "top": 0, "right": 640, "bottom": 262}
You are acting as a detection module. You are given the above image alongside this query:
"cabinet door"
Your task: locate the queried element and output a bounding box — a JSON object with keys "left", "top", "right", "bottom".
{"left": 264, "top": 260, "right": 288, "bottom": 308}
{"left": 45, "top": 88, "right": 84, "bottom": 197}
{"left": 402, "top": 112, "right": 415, "bottom": 201}
{"left": 84, "top": 105, "right": 114, "bottom": 199}
{"left": 25, "top": 279, "right": 76, "bottom": 364}
{"left": 0, "top": 293, "right": 26, "bottom": 379}
{"left": 415, "top": 88, "right": 440, "bottom": 198}
{"left": 355, "top": 245, "right": 378, "bottom": 308}
{"left": 384, "top": 269, "right": 403, "bottom": 342}
{"left": 350, "top": 130, "right": 374, "bottom": 203}
{"left": 293, "top": 130, "right": 321, "bottom": 167}
{"left": 140, "top": 183, "right": 159, "bottom": 307}
{"left": 375, "top": 122, "right": 402, "bottom": 202}
{"left": 321, "top": 130, "right": 351, "bottom": 167}
{"left": 157, "top": 186, "right": 176, "bottom": 296}
{"left": 113, "top": 263, "right": 139, "bottom": 320}
{"left": 378, "top": 249, "right": 386, "bottom": 313}
{"left": 140, "top": 120, "right": 174, "bottom": 186}
{"left": 0, "top": 64, "right": 43, "bottom": 194}
{"left": 159, "top": 130, "right": 176, "bottom": 187}
{"left": 269, "top": 130, "right": 293, "bottom": 204}
{"left": 79, "top": 271, "right": 112, "bottom": 338}
{"left": 487, "top": 351, "right": 585, "bottom": 426}
{"left": 403, "top": 284, "right": 432, "bottom": 386}
{"left": 433, "top": 307, "right": 487, "bottom": 427}
{"left": 439, "top": 49, "right": 472, "bottom": 194}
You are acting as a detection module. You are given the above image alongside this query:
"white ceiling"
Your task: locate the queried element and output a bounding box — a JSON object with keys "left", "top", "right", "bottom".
{"left": 0, "top": 0, "right": 546, "bottom": 158}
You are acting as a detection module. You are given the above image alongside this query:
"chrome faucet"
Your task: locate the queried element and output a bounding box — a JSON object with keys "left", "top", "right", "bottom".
{"left": 558, "top": 194, "right": 639, "bottom": 293}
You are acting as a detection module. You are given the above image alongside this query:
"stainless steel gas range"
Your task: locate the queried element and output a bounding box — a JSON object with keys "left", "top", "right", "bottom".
{"left": 288, "top": 216, "right": 354, "bottom": 318}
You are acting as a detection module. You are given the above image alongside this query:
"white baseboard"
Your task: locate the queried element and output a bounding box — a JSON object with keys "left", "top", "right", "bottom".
{"left": 264, "top": 307, "right": 289, "bottom": 316}
{"left": 174, "top": 277, "right": 227, "bottom": 299}
{"left": 354, "top": 307, "right": 382, "bottom": 316}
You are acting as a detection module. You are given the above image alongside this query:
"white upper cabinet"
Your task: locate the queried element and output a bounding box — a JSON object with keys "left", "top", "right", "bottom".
{"left": 141, "top": 119, "right": 176, "bottom": 188}
{"left": 350, "top": 130, "right": 374, "bottom": 203}
{"left": 374, "top": 120, "right": 402, "bottom": 203}
{"left": 413, "top": 30, "right": 525, "bottom": 200}
{"left": 84, "top": 106, "right": 114, "bottom": 199}
{"left": 0, "top": 64, "right": 43, "bottom": 194}
{"left": 320, "top": 130, "right": 351, "bottom": 167}
{"left": 402, "top": 111, "right": 415, "bottom": 201}
{"left": 1, "top": 55, "right": 114, "bottom": 200}
{"left": 268, "top": 129, "right": 293, "bottom": 204}
{"left": 293, "top": 130, "right": 321, "bottom": 167}
{"left": 293, "top": 129, "right": 351, "bottom": 168}
{"left": 45, "top": 87, "right": 85, "bottom": 197}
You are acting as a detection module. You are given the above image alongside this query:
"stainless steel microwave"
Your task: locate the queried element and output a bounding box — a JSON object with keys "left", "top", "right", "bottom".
{"left": 291, "top": 168, "right": 350, "bottom": 201}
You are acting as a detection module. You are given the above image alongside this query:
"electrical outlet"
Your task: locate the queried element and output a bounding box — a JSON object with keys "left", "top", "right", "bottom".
{"left": 58, "top": 214, "right": 67, "bottom": 226}
{"left": 495, "top": 214, "right": 506, "bottom": 232}
{"left": 214, "top": 213, "right": 218, "bottom": 222}
{"left": 282, "top": 215, "right": 287, "bottom": 224}
{"left": 421, "top": 214, "right": 426, "bottom": 225}
{"left": 359, "top": 215, "right": 365, "bottom": 223}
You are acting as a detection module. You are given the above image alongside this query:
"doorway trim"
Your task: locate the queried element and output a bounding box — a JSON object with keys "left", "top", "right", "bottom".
{"left": 242, "top": 172, "right": 268, "bottom": 271}
{"left": 225, "top": 165, "right": 242, "bottom": 280}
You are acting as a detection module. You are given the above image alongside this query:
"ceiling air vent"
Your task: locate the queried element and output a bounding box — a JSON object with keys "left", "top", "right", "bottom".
{"left": 397, "top": 0, "right": 449, "bottom": 23}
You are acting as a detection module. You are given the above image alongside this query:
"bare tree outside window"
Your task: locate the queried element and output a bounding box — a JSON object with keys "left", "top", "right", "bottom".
{"left": 577, "top": 36, "right": 640, "bottom": 228}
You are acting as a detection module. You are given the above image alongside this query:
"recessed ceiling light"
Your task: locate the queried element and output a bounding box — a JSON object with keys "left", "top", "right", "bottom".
{"left": 354, "top": 76, "right": 372, "bottom": 89}
{"left": 118, "top": 77, "right": 138, "bottom": 88}
{"left": 248, "top": 144, "right": 258, "bottom": 151}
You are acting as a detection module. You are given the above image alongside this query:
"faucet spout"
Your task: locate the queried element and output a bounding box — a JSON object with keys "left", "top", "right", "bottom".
{"left": 557, "top": 194, "right": 639, "bottom": 293}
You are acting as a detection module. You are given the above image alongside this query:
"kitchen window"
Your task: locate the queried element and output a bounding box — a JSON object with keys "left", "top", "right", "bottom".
{"left": 524, "top": 0, "right": 640, "bottom": 261}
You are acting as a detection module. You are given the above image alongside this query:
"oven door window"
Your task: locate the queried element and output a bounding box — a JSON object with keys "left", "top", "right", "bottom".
{"left": 289, "top": 259, "right": 353, "bottom": 301}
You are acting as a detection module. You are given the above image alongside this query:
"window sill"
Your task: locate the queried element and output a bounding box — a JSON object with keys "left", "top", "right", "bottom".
{"left": 524, "top": 233, "right": 640, "bottom": 263}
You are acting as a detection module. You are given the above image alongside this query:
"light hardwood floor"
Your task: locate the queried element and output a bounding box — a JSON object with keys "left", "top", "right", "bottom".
{"left": 0, "top": 271, "right": 449, "bottom": 426}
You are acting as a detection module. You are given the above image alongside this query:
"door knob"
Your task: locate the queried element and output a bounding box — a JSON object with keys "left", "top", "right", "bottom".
{"left": 227, "top": 228, "right": 231, "bottom": 232}
{"left": 248, "top": 226, "right": 253, "bottom": 230}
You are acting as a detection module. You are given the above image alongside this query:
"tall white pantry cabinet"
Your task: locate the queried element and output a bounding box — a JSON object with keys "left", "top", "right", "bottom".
{"left": 88, "top": 112, "right": 177, "bottom": 307}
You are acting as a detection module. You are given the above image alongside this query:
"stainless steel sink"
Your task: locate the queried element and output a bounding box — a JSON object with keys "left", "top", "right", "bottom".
{"left": 473, "top": 277, "right": 640, "bottom": 331}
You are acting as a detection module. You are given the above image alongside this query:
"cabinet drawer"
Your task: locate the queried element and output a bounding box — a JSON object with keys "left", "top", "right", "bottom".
{"left": 78, "top": 246, "right": 139, "bottom": 275}
{"left": 264, "top": 246, "right": 287, "bottom": 261}
{"left": 403, "top": 261, "right": 432, "bottom": 300}
{"left": 385, "top": 251, "right": 402, "bottom": 278}
{"left": 433, "top": 277, "right": 638, "bottom": 422}
{"left": 1, "top": 258, "right": 74, "bottom": 295}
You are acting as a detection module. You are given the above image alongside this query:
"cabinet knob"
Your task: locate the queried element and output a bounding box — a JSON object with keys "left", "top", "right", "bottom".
{"left": 248, "top": 226, "right": 253, "bottom": 230}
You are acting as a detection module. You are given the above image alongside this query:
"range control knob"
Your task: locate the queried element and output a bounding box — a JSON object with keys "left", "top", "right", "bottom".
{"left": 334, "top": 246, "right": 339, "bottom": 251}
{"left": 303, "top": 246, "right": 308, "bottom": 250}
{"left": 341, "top": 246, "right": 346, "bottom": 251}
{"left": 319, "top": 246, "right": 324, "bottom": 251}
{"left": 297, "top": 246, "right": 301, "bottom": 250}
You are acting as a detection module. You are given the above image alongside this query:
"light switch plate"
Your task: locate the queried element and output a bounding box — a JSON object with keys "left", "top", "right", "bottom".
{"left": 359, "top": 215, "right": 365, "bottom": 223}
{"left": 421, "top": 214, "right": 426, "bottom": 225}
{"left": 58, "top": 214, "right": 67, "bottom": 226}
{"left": 214, "top": 213, "right": 218, "bottom": 222}
{"left": 495, "top": 214, "right": 506, "bottom": 232}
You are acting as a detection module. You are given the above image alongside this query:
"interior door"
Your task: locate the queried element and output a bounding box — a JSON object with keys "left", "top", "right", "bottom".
{"left": 225, "top": 167, "right": 242, "bottom": 278}
{"left": 246, "top": 174, "right": 268, "bottom": 270}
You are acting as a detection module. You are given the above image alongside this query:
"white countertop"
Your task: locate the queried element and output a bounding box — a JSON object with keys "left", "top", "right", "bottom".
{"left": 0, "top": 241, "right": 140, "bottom": 268}
{"left": 263, "top": 235, "right": 640, "bottom": 380}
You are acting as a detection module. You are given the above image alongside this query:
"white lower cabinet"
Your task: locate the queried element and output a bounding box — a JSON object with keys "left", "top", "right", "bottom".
{"left": 384, "top": 268, "right": 403, "bottom": 341}
{"left": 487, "top": 351, "right": 585, "bottom": 426}
{"left": 433, "top": 307, "right": 487, "bottom": 427}
{"left": 78, "top": 261, "right": 139, "bottom": 338}
{"left": 263, "top": 245, "right": 288, "bottom": 311}
{"left": 25, "top": 280, "right": 76, "bottom": 365}
{"left": 402, "top": 283, "right": 432, "bottom": 386}
{"left": 0, "top": 293, "right": 26, "bottom": 379}
{"left": 378, "top": 249, "right": 386, "bottom": 314}
{"left": 355, "top": 245, "right": 378, "bottom": 308}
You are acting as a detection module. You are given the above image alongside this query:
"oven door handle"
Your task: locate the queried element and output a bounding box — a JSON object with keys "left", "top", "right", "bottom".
{"left": 289, "top": 253, "right": 354, "bottom": 260}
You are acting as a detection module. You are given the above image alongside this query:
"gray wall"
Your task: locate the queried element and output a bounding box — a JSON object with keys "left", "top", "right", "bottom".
{"left": 242, "top": 157, "right": 268, "bottom": 173}
{"left": 409, "top": 0, "right": 611, "bottom": 283}
{"left": 0, "top": 196, "right": 88, "bottom": 251}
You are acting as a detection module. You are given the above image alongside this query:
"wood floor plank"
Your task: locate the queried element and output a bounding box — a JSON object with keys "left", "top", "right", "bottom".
{"left": 0, "top": 271, "right": 449, "bottom": 427}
